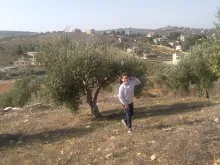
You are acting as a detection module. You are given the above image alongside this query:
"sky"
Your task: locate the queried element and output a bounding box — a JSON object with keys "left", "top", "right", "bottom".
{"left": 0, "top": 0, "right": 219, "bottom": 32}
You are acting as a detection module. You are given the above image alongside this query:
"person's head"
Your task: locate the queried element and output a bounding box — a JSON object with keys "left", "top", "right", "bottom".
{"left": 121, "top": 72, "right": 129, "bottom": 84}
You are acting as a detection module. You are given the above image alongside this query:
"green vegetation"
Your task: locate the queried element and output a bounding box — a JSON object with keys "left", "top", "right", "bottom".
{"left": 182, "top": 34, "right": 207, "bottom": 51}
{"left": 210, "top": 8, "right": 220, "bottom": 75}
{"left": 0, "top": 76, "right": 41, "bottom": 108}
{"left": 168, "top": 31, "right": 181, "bottom": 40}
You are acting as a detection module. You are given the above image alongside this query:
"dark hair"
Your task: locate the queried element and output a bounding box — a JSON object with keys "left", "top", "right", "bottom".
{"left": 121, "top": 72, "right": 128, "bottom": 77}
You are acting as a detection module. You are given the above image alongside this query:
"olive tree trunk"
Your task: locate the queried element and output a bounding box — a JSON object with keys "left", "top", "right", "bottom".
{"left": 205, "top": 89, "right": 209, "bottom": 99}
{"left": 86, "top": 86, "right": 102, "bottom": 118}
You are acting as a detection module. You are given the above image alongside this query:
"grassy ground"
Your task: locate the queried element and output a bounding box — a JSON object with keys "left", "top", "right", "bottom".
{"left": 0, "top": 96, "right": 220, "bottom": 165}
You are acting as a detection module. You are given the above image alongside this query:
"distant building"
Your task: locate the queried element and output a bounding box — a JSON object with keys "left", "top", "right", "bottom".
{"left": 153, "top": 37, "right": 168, "bottom": 44}
{"left": 86, "top": 29, "right": 95, "bottom": 35}
{"left": 13, "top": 56, "right": 31, "bottom": 70}
{"left": 169, "top": 42, "right": 174, "bottom": 47}
{"left": 176, "top": 45, "right": 182, "bottom": 51}
{"left": 27, "top": 52, "right": 39, "bottom": 66}
{"left": 173, "top": 53, "right": 185, "bottom": 65}
{"left": 179, "top": 34, "right": 185, "bottom": 41}
{"left": 169, "top": 41, "right": 180, "bottom": 47}
{"left": 157, "top": 38, "right": 166, "bottom": 42}
{"left": 119, "top": 37, "right": 128, "bottom": 43}
{"left": 73, "top": 28, "right": 82, "bottom": 32}
{"left": 125, "top": 29, "right": 132, "bottom": 36}
{"left": 153, "top": 39, "right": 158, "bottom": 44}
{"left": 147, "top": 32, "right": 155, "bottom": 38}
{"left": 106, "top": 30, "right": 112, "bottom": 34}
{"left": 173, "top": 53, "right": 180, "bottom": 65}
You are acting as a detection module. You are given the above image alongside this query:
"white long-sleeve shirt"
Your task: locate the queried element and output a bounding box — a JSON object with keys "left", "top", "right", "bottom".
{"left": 118, "top": 78, "right": 141, "bottom": 105}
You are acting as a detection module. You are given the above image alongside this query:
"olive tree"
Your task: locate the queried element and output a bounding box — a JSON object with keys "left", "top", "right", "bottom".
{"left": 210, "top": 8, "right": 220, "bottom": 75}
{"left": 163, "top": 43, "right": 217, "bottom": 98}
{"left": 39, "top": 34, "right": 147, "bottom": 118}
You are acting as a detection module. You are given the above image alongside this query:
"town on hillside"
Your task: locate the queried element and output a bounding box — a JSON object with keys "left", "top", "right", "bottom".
{"left": 0, "top": 26, "right": 215, "bottom": 74}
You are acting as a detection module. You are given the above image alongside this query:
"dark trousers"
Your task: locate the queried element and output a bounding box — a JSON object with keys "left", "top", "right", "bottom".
{"left": 123, "top": 103, "right": 134, "bottom": 129}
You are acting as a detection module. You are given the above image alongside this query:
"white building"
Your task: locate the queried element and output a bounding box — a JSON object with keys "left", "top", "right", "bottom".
{"left": 173, "top": 53, "right": 181, "bottom": 65}
{"left": 176, "top": 45, "right": 182, "bottom": 51}
{"left": 153, "top": 37, "right": 168, "bottom": 44}
{"left": 86, "top": 29, "right": 95, "bottom": 35}
{"left": 27, "top": 52, "right": 39, "bottom": 66}
{"left": 179, "top": 34, "right": 185, "bottom": 42}
{"left": 125, "top": 29, "right": 132, "bottom": 36}
{"left": 147, "top": 32, "right": 155, "bottom": 38}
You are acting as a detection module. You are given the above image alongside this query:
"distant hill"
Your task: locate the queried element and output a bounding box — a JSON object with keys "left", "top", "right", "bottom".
{"left": 0, "top": 31, "right": 37, "bottom": 39}
{"left": 97, "top": 26, "right": 214, "bottom": 36}
{"left": 96, "top": 28, "right": 153, "bottom": 34}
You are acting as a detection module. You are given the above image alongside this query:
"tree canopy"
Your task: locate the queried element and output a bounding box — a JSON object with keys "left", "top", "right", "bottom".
{"left": 210, "top": 8, "right": 220, "bottom": 75}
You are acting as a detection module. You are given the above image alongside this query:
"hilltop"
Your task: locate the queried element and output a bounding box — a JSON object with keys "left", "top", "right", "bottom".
{"left": 97, "top": 26, "right": 214, "bottom": 35}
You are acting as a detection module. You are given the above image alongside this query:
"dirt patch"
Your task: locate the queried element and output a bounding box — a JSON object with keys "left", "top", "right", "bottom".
{"left": 0, "top": 80, "right": 14, "bottom": 93}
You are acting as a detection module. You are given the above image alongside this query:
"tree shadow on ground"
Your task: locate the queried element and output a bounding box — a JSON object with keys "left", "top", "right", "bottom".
{"left": 100, "top": 101, "right": 215, "bottom": 121}
{"left": 0, "top": 101, "right": 215, "bottom": 148}
{"left": 0, "top": 126, "right": 93, "bottom": 148}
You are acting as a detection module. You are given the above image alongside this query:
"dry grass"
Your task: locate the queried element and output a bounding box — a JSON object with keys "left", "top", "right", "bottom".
{"left": 0, "top": 96, "right": 220, "bottom": 165}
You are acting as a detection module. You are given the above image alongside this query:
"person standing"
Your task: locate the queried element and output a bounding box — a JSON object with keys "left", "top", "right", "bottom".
{"left": 118, "top": 73, "right": 141, "bottom": 133}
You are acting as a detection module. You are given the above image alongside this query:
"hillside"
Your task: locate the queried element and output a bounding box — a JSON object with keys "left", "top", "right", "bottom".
{"left": 0, "top": 31, "right": 36, "bottom": 39}
{"left": 0, "top": 33, "right": 53, "bottom": 66}
{"left": 0, "top": 96, "right": 220, "bottom": 165}
{"left": 97, "top": 26, "right": 214, "bottom": 36}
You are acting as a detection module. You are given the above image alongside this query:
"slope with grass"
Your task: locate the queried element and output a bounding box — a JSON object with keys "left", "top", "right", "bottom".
{"left": 0, "top": 96, "right": 220, "bottom": 165}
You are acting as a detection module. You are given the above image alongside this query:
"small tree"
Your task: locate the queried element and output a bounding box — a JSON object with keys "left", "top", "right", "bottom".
{"left": 168, "top": 32, "right": 181, "bottom": 40}
{"left": 39, "top": 34, "right": 147, "bottom": 118}
{"left": 12, "top": 76, "right": 41, "bottom": 106}
{"left": 16, "top": 44, "right": 24, "bottom": 55}
{"left": 182, "top": 34, "right": 207, "bottom": 51}
{"left": 210, "top": 8, "right": 220, "bottom": 75}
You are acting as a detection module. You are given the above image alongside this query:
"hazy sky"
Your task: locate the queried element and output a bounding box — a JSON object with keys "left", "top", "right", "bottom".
{"left": 0, "top": 0, "right": 219, "bottom": 32}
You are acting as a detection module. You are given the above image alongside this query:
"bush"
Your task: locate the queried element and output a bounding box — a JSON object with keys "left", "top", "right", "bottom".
{"left": 0, "top": 76, "right": 42, "bottom": 108}
{"left": 154, "top": 43, "right": 218, "bottom": 98}
{"left": 0, "top": 92, "right": 13, "bottom": 108}
{"left": 12, "top": 76, "right": 41, "bottom": 107}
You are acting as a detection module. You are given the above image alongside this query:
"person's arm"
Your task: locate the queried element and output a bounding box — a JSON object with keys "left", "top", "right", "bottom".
{"left": 130, "top": 77, "right": 141, "bottom": 85}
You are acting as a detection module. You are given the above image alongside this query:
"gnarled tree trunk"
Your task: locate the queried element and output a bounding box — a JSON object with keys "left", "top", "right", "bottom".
{"left": 205, "top": 89, "right": 209, "bottom": 99}
{"left": 86, "top": 86, "right": 102, "bottom": 118}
